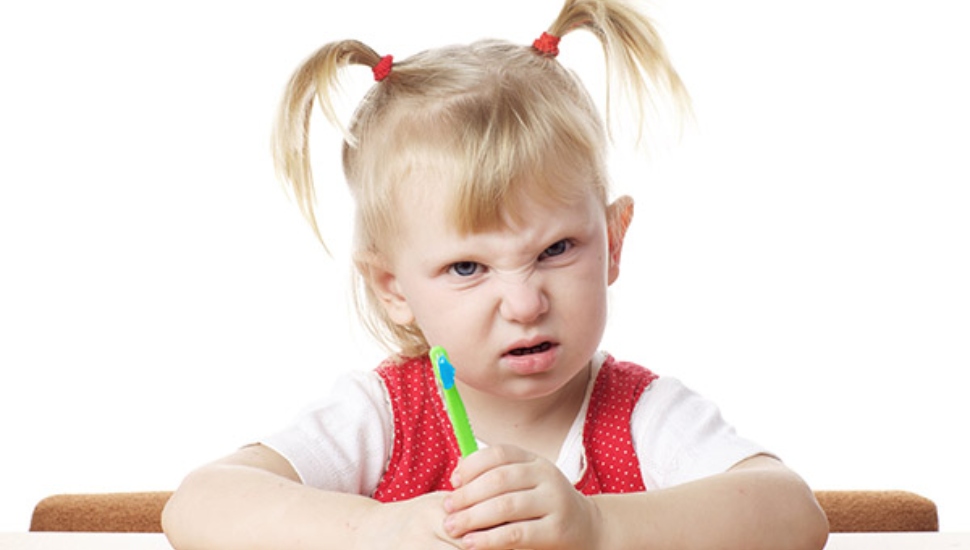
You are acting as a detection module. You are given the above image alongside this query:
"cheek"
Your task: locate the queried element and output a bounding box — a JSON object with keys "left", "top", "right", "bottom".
{"left": 562, "top": 281, "right": 609, "bottom": 354}
{"left": 406, "top": 286, "right": 478, "bottom": 344}
{"left": 411, "top": 308, "right": 484, "bottom": 371}
{"left": 557, "top": 257, "right": 611, "bottom": 324}
{"left": 568, "top": 249, "right": 611, "bottom": 299}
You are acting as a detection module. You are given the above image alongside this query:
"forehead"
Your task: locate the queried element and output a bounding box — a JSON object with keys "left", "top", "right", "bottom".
{"left": 391, "top": 137, "right": 605, "bottom": 224}
{"left": 388, "top": 171, "right": 605, "bottom": 259}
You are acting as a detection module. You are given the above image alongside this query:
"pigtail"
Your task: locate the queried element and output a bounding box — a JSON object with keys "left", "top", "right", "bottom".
{"left": 545, "top": 0, "right": 690, "bottom": 139}
{"left": 271, "top": 40, "right": 383, "bottom": 246}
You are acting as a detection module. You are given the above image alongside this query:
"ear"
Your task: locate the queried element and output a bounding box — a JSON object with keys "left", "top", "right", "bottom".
{"left": 356, "top": 253, "right": 415, "bottom": 326}
{"left": 606, "top": 195, "right": 634, "bottom": 285}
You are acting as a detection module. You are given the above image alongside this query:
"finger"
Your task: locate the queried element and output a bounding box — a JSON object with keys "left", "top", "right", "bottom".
{"left": 445, "top": 488, "right": 545, "bottom": 540}
{"left": 447, "top": 459, "right": 543, "bottom": 513}
{"left": 460, "top": 518, "right": 546, "bottom": 550}
{"left": 451, "top": 444, "right": 533, "bottom": 488}
{"left": 463, "top": 508, "right": 599, "bottom": 550}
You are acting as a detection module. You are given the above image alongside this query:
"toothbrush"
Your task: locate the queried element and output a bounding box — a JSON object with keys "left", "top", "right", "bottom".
{"left": 429, "top": 346, "right": 478, "bottom": 457}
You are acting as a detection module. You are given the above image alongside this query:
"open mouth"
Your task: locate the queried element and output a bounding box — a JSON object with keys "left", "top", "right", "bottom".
{"left": 508, "top": 342, "right": 553, "bottom": 356}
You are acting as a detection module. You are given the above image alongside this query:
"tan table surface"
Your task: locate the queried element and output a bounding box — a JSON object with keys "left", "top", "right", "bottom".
{"left": 0, "top": 533, "right": 171, "bottom": 549}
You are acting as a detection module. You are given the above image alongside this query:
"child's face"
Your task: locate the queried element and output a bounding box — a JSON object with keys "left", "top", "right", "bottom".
{"left": 369, "top": 176, "right": 631, "bottom": 403}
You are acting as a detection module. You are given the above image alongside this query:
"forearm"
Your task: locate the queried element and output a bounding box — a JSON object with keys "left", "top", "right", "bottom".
{"left": 162, "top": 462, "right": 377, "bottom": 550}
{"left": 592, "top": 457, "right": 829, "bottom": 550}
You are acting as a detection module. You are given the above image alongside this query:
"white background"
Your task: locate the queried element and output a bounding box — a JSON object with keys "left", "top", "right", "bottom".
{"left": 2, "top": 0, "right": 968, "bottom": 533}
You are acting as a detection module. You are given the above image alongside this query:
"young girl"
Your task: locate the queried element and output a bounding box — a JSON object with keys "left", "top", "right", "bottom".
{"left": 163, "top": 1, "right": 829, "bottom": 548}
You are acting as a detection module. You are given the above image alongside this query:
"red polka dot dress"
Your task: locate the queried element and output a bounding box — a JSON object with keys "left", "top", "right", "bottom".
{"left": 372, "top": 354, "right": 658, "bottom": 502}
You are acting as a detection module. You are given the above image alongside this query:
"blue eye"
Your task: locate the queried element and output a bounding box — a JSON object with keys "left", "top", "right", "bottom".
{"left": 450, "top": 261, "right": 481, "bottom": 277}
{"left": 539, "top": 239, "right": 572, "bottom": 260}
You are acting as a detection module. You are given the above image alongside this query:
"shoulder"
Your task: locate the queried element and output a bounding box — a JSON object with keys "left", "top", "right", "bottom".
{"left": 258, "top": 366, "right": 395, "bottom": 493}
{"left": 629, "top": 374, "right": 768, "bottom": 489}
{"left": 374, "top": 355, "right": 437, "bottom": 406}
{"left": 590, "top": 354, "right": 659, "bottom": 406}
{"left": 375, "top": 355, "right": 431, "bottom": 382}
{"left": 599, "top": 355, "right": 659, "bottom": 383}
{"left": 263, "top": 367, "right": 393, "bottom": 445}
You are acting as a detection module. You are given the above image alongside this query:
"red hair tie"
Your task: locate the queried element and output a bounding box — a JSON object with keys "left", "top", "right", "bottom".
{"left": 373, "top": 54, "right": 393, "bottom": 82}
{"left": 532, "top": 32, "right": 561, "bottom": 57}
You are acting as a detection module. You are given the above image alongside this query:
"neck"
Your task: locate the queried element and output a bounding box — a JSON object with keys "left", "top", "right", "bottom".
{"left": 457, "top": 363, "right": 592, "bottom": 462}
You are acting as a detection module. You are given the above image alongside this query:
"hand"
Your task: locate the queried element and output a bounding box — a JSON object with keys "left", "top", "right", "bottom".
{"left": 354, "top": 491, "right": 463, "bottom": 550}
{"left": 442, "top": 445, "right": 602, "bottom": 550}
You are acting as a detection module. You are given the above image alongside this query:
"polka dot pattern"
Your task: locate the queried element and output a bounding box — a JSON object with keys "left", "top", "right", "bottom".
{"left": 372, "top": 354, "right": 658, "bottom": 502}
{"left": 372, "top": 356, "right": 460, "bottom": 502}
{"left": 575, "top": 356, "right": 657, "bottom": 495}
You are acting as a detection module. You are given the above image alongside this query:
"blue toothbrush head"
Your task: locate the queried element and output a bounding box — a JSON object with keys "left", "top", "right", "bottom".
{"left": 437, "top": 354, "right": 456, "bottom": 389}
{"left": 430, "top": 346, "right": 456, "bottom": 389}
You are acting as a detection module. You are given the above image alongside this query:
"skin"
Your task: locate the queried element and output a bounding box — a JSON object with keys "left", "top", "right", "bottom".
{"left": 162, "top": 175, "right": 829, "bottom": 549}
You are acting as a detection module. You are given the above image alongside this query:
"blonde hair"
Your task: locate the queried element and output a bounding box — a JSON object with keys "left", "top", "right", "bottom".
{"left": 272, "top": 0, "right": 688, "bottom": 358}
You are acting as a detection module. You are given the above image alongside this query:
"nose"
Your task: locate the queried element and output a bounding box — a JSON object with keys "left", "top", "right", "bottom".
{"left": 497, "top": 273, "right": 549, "bottom": 325}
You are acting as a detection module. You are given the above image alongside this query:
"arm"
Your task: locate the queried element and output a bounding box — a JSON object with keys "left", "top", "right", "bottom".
{"left": 593, "top": 454, "right": 829, "bottom": 550}
{"left": 444, "top": 449, "right": 827, "bottom": 550}
{"left": 162, "top": 444, "right": 460, "bottom": 550}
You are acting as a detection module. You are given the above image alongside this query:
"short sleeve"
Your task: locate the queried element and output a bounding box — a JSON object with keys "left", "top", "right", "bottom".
{"left": 259, "top": 370, "right": 393, "bottom": 495}
{"left": 632, "top": 377, "right": 768, "bottom": 490}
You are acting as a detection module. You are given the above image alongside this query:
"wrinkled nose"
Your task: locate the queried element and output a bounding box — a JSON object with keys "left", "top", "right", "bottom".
{"left": 497, "top": 275, "right": 549, "bottom": 325}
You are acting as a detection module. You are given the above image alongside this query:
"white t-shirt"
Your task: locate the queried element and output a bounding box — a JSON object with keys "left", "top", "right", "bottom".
{"left": 261, "top": 353, "right": 766, "bottom": 495}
